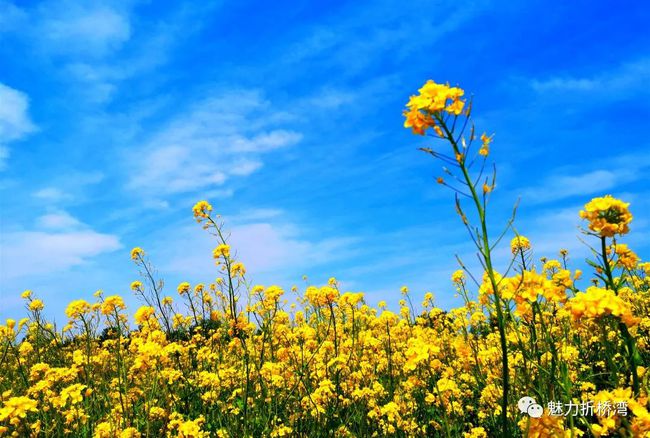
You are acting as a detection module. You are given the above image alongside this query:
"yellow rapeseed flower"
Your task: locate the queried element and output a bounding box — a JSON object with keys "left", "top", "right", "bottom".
{"left": 403, "top": 80, "right": 466, "bottom": 135}
{"left": 28, "top": 299, "right": 44, "bottom": 312}
{"left": 65, "top": 300, "right": 91, "bottom": 320}
{"left": 0, "top": 396, "right": 38, "bottom": 422}
{"left": 134, "top": 306, "right": 155, "bottom": 325}
{"left": 479, "top": 133, "right": 493, "bottom": 156}
{"left": 177, "top": 282, "right": 191, "bottom": 295}
{"left": 100, "top": 295, "right": 126, "bottom": 315}
{"left": 192, "top": 200, "right": 213, "bottom": 222}
{"left": 580, "top": 195, "right": 632, "bottom": 237}
{"left": 213, "top": 244, "right": 230, "bottom": 260}
{"left": 130, "top": 247, "right": 145, "bottom": 260}
{"left": 568, "top": 286, "right": 639, "bottom": 327}
{"left": 510, "top": 235, "right": 531, "bottom": 254}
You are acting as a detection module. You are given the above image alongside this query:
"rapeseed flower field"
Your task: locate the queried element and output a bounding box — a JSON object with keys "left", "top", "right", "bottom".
{"left": 1, "top": 81, "right": 649, "bottom": 437}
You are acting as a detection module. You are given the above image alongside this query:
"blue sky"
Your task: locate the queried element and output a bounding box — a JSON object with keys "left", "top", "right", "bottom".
{"left": 1, "top": 0, "right": 649, "bottom": 323}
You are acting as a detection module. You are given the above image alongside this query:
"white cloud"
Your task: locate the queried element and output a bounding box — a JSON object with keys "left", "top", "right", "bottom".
{"left": 142, "top": 199, "right": 170, "bottom": 210}
{"left": 0, "top": 83, "right": 36, "bottom": 170}
{"left": 199, "top": 188, "right": 235, "bottom": 200}
{"left": 33, "top": 187, "right": 70, "bottom": 202}
{"left": 38, "top": 3, "right": 131, "bottom": 57}
{"left": 229, "top": 160, "right": 263, "bottom": 176}
{"left": 0, "top": 208, "right": 121, "bottom": 281}
{"left": 159, "top": 217, "right": 357, "bottom": 284}
{"left": 0, "top": 230, "right": 121, "bottom": 280}
{"left": 230, "top": 131, "right": 303, "bottom": 153}
{"left": 230, "top": 223, "right": 355, "bottom": 273}
{"left": 0, "top": 84, "right": 35, "bottom": 141}
{"left": 519, "top": 151, "right": 650, "bottom": 205}
{"left": 0, "top": 146, "right": 8, "bottom": 168}
{"left": 127, "top": 90, "right": 302, "bottom": 196}
{"left": 510, "top": 206, "right": 585, "bottom": 258}
{"left": 30, "top": 172, "right": 104, "bottom": 207}
{"left": 531, "top": 58, "right": 650, "bottom": 96}
{"left": 301, "top": 88, "right": 356, "bottom": 109}
{"left": 37, "top": 210, "right": 83, "bottom": 230}
{"left": 521, "top": 170, "right": 618, "bottom": 204}
{"left": 233, "top": 208, "right": 284, "bottom": 222}
{"left": 1, "top": 1, "right": 137, "bottom": 104}
{"left": 279, "top": 0, "right": 483, "bottom": 77}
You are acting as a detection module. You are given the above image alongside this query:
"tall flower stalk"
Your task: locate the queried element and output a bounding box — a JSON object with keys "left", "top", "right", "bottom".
{"left": 579, "top": 196, "right": 642, "bottom": 395}
{"left": 404, "top": 80, "right": 511, "bottom": 434}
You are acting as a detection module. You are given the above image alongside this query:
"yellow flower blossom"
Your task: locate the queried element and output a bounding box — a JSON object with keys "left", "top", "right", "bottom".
{"left": 28, "top": 299, "right": 44, "bottom": 312}
{"left": 192, "top": 200, "right": 213, "bottom": 222}
{"left": 0, "top": 396, "right": 38, "bottom": 422}
{"left": 580, "top": 195, "right": 632, "bottom": 237}
{"left": 101, "top": 295, "right": 126, "bottom": 315}
{"left": 134, "top": 306, "right": 155, "bottom": 325}
{"left": 130, "top": 247, "right": 145, "bottom": 260}
{"left": 65, "top": 299, "right": 91, "bottom": 320}
{"left": 213, "top": 244, "right": 230, "bottom": 259}
{"left": 569, "top": 286, "right": 639, "bottom": 327}
{"left": 510, "top": 235, "right": 531, "bottom": 254}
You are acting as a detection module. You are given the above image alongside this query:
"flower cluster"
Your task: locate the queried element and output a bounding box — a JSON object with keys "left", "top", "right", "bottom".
{"left": 511, "top": 235, "right": 531, "bottom": 255}
{"left": 568, "top": 286, "right": 639, "bottom": 327}
{"left": 579, "top": 195, "right": 633, "bottom": 237}
{"left": 2, "top": 194, "right": 647, "bottom": 437}
{"left": 403, "top": 80, "right": 465, "bottom": 135}
{"left": 192, "top": 200, "right": 212, "bottom": 222}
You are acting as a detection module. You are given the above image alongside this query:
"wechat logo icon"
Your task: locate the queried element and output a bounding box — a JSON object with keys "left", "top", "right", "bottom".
{"left": 518, "top": 396, "right": 543, "bottom": 418}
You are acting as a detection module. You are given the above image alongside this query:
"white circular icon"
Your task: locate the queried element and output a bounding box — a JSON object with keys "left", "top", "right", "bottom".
{"left": 518, "top": 396, "right": 536, "bottom": 413}
{"left": 527, "top": 403, "right": 543, "bottom": 418}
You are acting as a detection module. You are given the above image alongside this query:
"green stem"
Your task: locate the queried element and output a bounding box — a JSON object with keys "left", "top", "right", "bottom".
{"left": 437, "top": 115, "right": 510, "bottom": 435}
{"left": 600, "top": 236, "right": 640, "bottom": 395}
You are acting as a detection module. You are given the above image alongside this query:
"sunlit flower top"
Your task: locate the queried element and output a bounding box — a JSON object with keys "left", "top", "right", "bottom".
{"left": 28, "top": 299, "right": 44, "bottom": 312}
{"left": 130, "top": 247, "right": 145, "bottom": 261}
{"left": 177, "top": 282, "right": 191, "bottom": 295}
{"left": 213, "top": 244, "right": 230, "bottom": 260}
{"left": 101, "top": 295, "right": 126, "bottom": 316}
{"left": 510, "top": 236, "right": 531, "bottom": 254}
{"left": 134, "top": 306, "right": 155, "bottom": 325}
{"left": 192, "top": 200, "right": 212, "bottom": 222}
{"left": 65, "top": 299, "right": 91, "bottom": 320}
{"left": 568, "top": 286, "right": 638, "bottom": 327}
{"left": 579, "top": 195, "right": 632, "bottom": 237}
{"left": 403, "top": 80, "right": 465, "bottom": 135}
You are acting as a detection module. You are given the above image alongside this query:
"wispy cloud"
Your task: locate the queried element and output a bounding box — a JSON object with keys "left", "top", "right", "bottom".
{"left": 33, "top": 187, "right": 71, "bottom": 203}
{"left": 37, "top": 2, "right": 131, "bottom": 58}
{"left": 158, "top": 218, "right": 359, "bottom": 285}
{"left": 519, "top": 151, "right": 650, "bottom": 204}
{"left": 232, "top": 208, "right": 284, "bottom": 223}
{"left": 0, "top": 83, "right": 36, "bottom": 170}
{"left": 30, "top": 172, "right": 104, "bottom": 206}
{"left": 521, "top": 170, "right": 618, "bottom": 204}
{"left": 126, "top": 89, "right": 301, "bottom": 196}
{"left": 531, "top": 57, "right": 650, "bottom": 96}
{"left": 0, "top": 211, "right": 121, "bottom": 280}
{"left": 1, "top": 1, "right": 221, "bottom": 104}
{"left": 278, "top": 0, "right": 485, "bottom": 79}
{"left": 1, "top": 1, "right": 135, "bottom": 59}
{"left": 36, "top": 210, "right": 84, "bottom": 230}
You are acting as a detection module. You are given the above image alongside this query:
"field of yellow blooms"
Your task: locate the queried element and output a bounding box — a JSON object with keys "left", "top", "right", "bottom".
{"left": 2, "top": 80, "right": 650, "bottom": 437}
